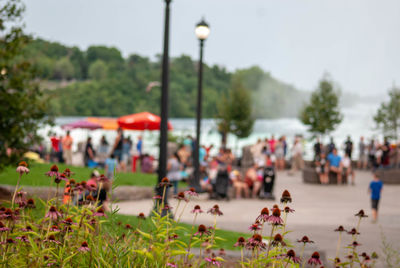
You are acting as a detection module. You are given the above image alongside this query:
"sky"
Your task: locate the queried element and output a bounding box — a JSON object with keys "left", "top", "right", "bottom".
{"left": 23, "top": 0, "right": 400, "bottom": 94}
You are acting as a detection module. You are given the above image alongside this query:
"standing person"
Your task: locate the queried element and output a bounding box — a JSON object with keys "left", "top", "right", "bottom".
{"left": 342, "top": 153, "right": 355, "bottom": 185}
{"left": 98, "top": 135, "right": 109, "bottom": 168}
{"left": 344, "top": 136, "right": 353, "bottom": 159}
{"left": 136, "top": 135, "right": 143, "bottom": 157}
{"left": 275, "top": 137, "right": 285, "bottom": 170}
{"left": 381, "top": 138, "right": 391, "bottom": 168}
{"left": 358, "top": 136, "right": 367, "bottom": 169}
{"left": 315, "top": 153, "right": 328, "bottom": 184}
{"left": 105, "top": 153, "right": 118, "bottom": 180}
{"left": 369, "top": 173, "right": 383, "bottom": 223}
{"left": 58, "top": 135, "right": 64, "bottom": 163}
{"left": 268, "top": 135, "right": 276, "bottom": 154}
{"left": 313, "top": 137, "right": 322, "bottom": 160}
{"left": 368, "top": 139, "right": 377, "bottom": 169}
{"left": 120, "top": 137, "right": 131, "bottom": 172}
{"left": 62, "top": 131, "right": 73, "bottom": 165}
{"left": 84, "top": 137, "right": 95, "bottom": 167}
{"left": 327, "top": 148, "right": 342, "bottom": 184}
{"left": 50, "top": 134, "right": 60, "bottom": 162}
{"left": 328, "top": 137, "right": 336, "bottom": 154}
{"left": 290, "top": 137, "right": 303, "bottom": 174}
{"left": 167, "top": 153, "right": 182, "bottom": 195}
{"left": 112, "top": 128, "right": 124, "bottom": 164}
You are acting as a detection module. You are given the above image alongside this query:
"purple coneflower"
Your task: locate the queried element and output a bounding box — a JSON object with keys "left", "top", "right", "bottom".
{"left": 125, "top": 224, "right": 132, "bottom": 230}
{"left": 256, "top": 207, "right": 270, "bottom": 222}
{"left": 46, "top": 206, "right": 61, "bottom": 221}
{"left": 55, "top": 173, "right": 67, "bottom": 184}
{"left": 63, "top": 168, "right": 74, "bottom": 177}
{"left": 308, "top": 252, "right": 322, "bottom": 266}
{"left": 334, "top": 257, "right": 341, "bottom": 264}
{"left": 21, "top": 225, "right": 33, "bottom": 232}
{"left": 16, "top": 191, "right": 27, "bottom": 208}
{"left": 280, "top": 189, "right": 292, "bottom": 203}
{"left": 168, "top": 234, "right": 179, "bottom": 241}
{"left": 16, "top": 161, "right": 30, "bottom": 174}
{"left": 283, "top": 206, "right": 295, "bottom": 213}
{"left": 79, "top": 241, "right": 90, "bottom": 252}
{"left": 268, "top": 207, "right": 283, "bottom": 225}
{"left": 87, "top": 183, "right": 97, "bottom": 192}
{"left": 137, "top": 213, "right": 146, "bottom": 219}
{"left": 50, "top": 225, "right": 60, "bottom": 232}
{"left": 166, "top": 263, "right": 177, "bottom": 268}
{"left": 16, "top": 235, "right": 29, "bottom": 243}
{"left": 297, "top": 235, "right": 314, "bottom": 244}
{"left": 194, "top": 224, "right": 211, "bottom": 236}
{"left": 0, "top": 221, "right": 10, "bottom": 232}
{"left": 162, "top": 204, "right": 172, "bottom": 211}
{"left": 355, "top": 209, "right": 368, "bottom": 218}
{"left": 174, "top": 192, "right": 188, "bottom": 202}
{"left": 347, "top": 228, "right": 360, "bottom": 235}
{"left": 99, "top": 174, "right": 110, "bottom": 183}
{"left": 349, "top": 241, "right": 361, "bottom": 247}
{"left": 26, "top": 198, "right": 36, "bottom": 209}
{"left": 191, "top": 205, "right": 204, "bottom": 214}
{"left": 334, "top": 225, "right": 346, "bottom": 232}
{"left": 246, "top": 234, "right": 267, "bottom": 250}
{"left": 286, "top": 249, "right": 301, "bottom": 264}
{"left": 248, "top": 222, "right": 261, "bottom": 232}
{"left": 45, "top": 235, "right": 61, "bottom": 244}
{"left": 45, "top": 165, "right": 59, "bottom": 177}
{"left": 185, "top": 187, "right": 198, "bottom": 197}
{"left": 62, "top": 217, "right": 76, "bottom": 226}
{"left": 1, "top": 238, "right": 16, "bottom": 244}
{"left": 3, "top": 208, "right": 16, "bottom": 221}
{"left": 93, "top": 207, "right": 106, "bottom": 217}
{"left": 158, "top": 177, "right": 172, "bottom": 188}
{"left": 234, "top": 236, "right": 246, "bottom": 247}
{"left": 153, "top": 195, "right": 162, "bottom": 200}
{"left": 272, "top": 233, "right": 286, "bottom": 246}
{"left": 208, "top": 204, "right": 223, "bottom": 216}
{"left": 205, "top": 257, "right": 221, "bottom": 267}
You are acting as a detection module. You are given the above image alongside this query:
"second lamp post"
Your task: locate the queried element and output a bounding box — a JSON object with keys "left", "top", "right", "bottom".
{"left": 193, "top": 18, "right": 210, "bottom": 190}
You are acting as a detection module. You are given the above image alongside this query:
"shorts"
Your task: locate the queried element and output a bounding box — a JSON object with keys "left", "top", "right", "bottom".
{"left": 371, "top": 199, "right": 379, "bottom": 210}
{"left": 316, "top": 166, "right": 325, "bottom": 174}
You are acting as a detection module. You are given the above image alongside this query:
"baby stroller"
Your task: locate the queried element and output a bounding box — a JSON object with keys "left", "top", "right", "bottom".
{"left": 259, "top": 166, "right": 276, "bottom": 200}
{"left": 211, "top": 170, "right": 230, "bottom": 200}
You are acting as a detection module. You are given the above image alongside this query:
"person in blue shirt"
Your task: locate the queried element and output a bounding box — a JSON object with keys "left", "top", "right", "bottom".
{"left": 136, "top": 136, "right": 143, "bottom": 156}
{"left": 327, "top": 148, "right": 342, "bottom": 184}
{"left": 105, "top": 153, "right": 118, "bottom": 180}
{"left": 369, "top": 173, "right": 383, "bottom": 222}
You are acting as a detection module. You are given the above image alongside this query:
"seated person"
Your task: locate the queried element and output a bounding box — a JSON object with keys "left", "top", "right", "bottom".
{"left": 342, "top": 153, "right": 355, "bottom": 185}
{"left": 230, "top": 170, "right": 249, "bottom": 199}
{"left": 315, "top": 153, "right": 328, "bottom": 184}
{"left": 245, "top": 164, "right": 262, "bottom": 198}
{"left": 327, "top": 148, "right": 342, "bottom": 184}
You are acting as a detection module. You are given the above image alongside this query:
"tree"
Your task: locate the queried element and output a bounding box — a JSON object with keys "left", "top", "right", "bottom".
{"left": 88, "top": 59, "right": 108, "bottom": 80}
{"left": 216, "top": 77, "right": 254, "bottom": 146}
{"left": 300, "top": 77, "right": 343, "bottom": 136}
{"left": 374, "top": 86, "right": 400, "bottom": 139}
{"left": 0, "top": 0, "right": 50, "bottom": 169}
{"left": 52, "top": 57, "right": 75, "bottom": 80}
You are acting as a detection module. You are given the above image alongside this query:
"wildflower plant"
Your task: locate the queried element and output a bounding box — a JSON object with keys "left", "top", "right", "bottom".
{"left": 0, "top": 166, "right": 378, "bottom": 267}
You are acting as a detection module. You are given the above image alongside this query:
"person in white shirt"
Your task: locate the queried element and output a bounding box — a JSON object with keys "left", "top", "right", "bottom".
{"left": 342, "top": 153, "right": 355, "bottom": 185}
{"left": 290, "top": 137, "right": 304, "bottom": 173}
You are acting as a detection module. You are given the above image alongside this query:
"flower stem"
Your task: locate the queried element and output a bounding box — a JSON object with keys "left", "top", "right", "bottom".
{"left": 265, "top": 225, "right": 275, "bottom": 259}
{"left": 300, "top": 244, "right": 306, "bottom": 268}
{"left": 173, "top": 200, "right": 181, "bottom": 219}
{"left": 11, "top": 173, "right": 22, "bottom": 209}
{"left": 177, "top": 201, "right": 188, "bottom": 224}
{"left": 335, "top": 232, "right": 342, "bottom": 258}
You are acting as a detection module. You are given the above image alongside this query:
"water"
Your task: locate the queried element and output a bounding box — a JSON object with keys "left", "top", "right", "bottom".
{"left": 40, "top": 102, "right": 381, "bottom": 160}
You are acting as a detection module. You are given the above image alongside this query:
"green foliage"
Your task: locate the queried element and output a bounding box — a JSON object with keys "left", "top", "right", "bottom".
{"left": 88, "top": 59, "right": 108, "bottom": 80}
{"left": 0, "top": 0, "right": 50, "bottom": 170}
{"left": 373, "top": 86, "right": 400, "bottom": 139}
{"left": 217, "top": 77, "right": 254, "bottom": 144}
{"left": 300, "top": 77, "right": 343, "bottom": 136}
{"left": 20, "top": 38, "right": 308, "bottom": 118}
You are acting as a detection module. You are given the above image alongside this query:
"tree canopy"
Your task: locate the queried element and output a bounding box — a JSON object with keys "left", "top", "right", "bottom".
{"left": 20, "top": 39, "right": 309, "bottom": 118}
{"left": 0, "top": 0, "right": 50, "bottom": 169}
{"left": 374, "top": 86, "right": 400, "bottom": 139}
{"left": 300, "top": 77, "right": 343, "bottom": 136}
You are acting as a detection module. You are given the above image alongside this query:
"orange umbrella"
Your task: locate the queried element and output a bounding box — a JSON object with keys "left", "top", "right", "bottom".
{"left": 87, "top": 117, "right": 119, "bottom": 130}
{"left": 117, "top": 112, "right": 172, "bottom": 131}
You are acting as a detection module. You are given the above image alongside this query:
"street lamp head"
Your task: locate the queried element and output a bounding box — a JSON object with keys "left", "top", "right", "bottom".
{"left": 195, "top": 18, "right": 210, "bottom": 41}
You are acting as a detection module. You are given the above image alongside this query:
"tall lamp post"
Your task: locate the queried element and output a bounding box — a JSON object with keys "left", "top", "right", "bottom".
{"left": 156, "top": 0, "right": 171, "bottom": 208}
{"left": 193, "top": 18, "right": 210, "bottom": 190}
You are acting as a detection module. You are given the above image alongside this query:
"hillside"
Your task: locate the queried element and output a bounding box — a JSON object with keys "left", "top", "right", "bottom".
{"left": 24, "top": 38, "right": 309, "bottom": 118}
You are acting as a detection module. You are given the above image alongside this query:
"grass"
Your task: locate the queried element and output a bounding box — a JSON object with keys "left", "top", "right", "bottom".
{"left": 0, "top": 162, "right": 168, "bottom": 187}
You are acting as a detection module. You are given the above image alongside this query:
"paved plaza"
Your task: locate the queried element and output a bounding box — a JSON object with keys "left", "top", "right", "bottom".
{"left": 117, "top": 170, "right": 400, "bottom": 262}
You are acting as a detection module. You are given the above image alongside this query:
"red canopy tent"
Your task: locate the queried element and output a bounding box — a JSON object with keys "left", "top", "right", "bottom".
{"left": 117, "top": 112, "right": 173, "bottom": 131}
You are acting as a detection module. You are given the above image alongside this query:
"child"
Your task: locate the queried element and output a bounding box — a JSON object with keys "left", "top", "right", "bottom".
{"left": 368, "top": 173, "right": 383, "bottom": 222}
{"left": 105, "top": 153, "right": 118, "bottom": 180}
